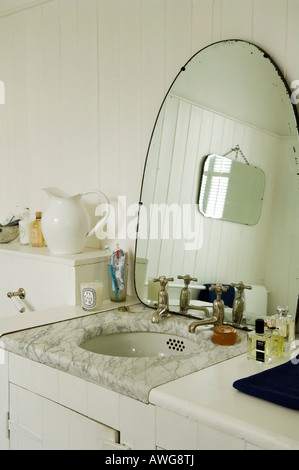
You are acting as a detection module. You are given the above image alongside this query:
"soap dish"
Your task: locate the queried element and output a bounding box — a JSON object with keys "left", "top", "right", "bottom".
{"left": 213, "top": 325, "right": 237, "bottom": 346}
{"left": 0, "top": 225, "right": 19, "bottom": 243}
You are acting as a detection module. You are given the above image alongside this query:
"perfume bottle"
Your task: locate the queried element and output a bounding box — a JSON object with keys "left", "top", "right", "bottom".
{"left": 266, "top": 317, "right": 284, "bottom": 358}
{"left": 276, "top": 306, "right": 296, "bottom": 352}
{"left": 247, "top": 318, "right": 272, "bottom": 364}
{"left": 268, "top": 328, "right": 284, "bottom": 357}
{"left": 30, "top": 211, "right": 46, "bottom": 247}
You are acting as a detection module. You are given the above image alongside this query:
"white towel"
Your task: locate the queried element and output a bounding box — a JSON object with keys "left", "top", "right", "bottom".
{"left": 244, "top": 285, "right": 268, "bottom": 316}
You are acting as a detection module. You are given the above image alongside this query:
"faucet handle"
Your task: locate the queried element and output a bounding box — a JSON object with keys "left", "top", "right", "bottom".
{"left": 153, "top": 276, "right": 174, "bottom": 290}
{"left": 231, "top": 281, "right": 252, "bottom": 292}
{"left": 209, "top": 283, "right": 229, "bottom": 299}
{"left": 177, "top": 274, "right": 198, "bottom": 286}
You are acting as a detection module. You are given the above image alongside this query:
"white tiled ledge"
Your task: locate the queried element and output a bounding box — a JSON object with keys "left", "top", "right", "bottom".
{"left": 150, "top": 349, "right": 299, "bottom": 450}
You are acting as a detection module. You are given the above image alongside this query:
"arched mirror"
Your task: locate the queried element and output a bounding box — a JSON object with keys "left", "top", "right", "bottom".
{"left": 135, "top": 40, "right": 299, "bottom": 325}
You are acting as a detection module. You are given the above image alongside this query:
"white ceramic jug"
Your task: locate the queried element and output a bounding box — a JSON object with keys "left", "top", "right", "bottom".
{"left": 41, "top": 187, "right": 110, "bottom": 254}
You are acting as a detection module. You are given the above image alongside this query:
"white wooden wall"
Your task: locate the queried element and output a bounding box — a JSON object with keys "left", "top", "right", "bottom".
{"left": 0, "top": 0, "right": 298, "bottom": 303}
{"left": 139, "top": 95, "right": 280, "bottom": 280}
{"left": 137, "top": 94, "right": 299, "bottom": 313}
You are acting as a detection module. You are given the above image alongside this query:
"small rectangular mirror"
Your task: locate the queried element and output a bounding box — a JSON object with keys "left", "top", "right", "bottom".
{"left": 198, "top": 154, "right": 265, "bottom": 225}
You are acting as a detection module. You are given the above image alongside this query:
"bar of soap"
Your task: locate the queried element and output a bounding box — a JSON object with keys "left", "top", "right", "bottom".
{"left": 213, "top": 325, "right": 237, "bottom": 345}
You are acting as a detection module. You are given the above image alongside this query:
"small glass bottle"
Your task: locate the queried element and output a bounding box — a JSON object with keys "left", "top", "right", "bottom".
{"left": 266, "top": 317, "right": 284, "bottom": 358}
{"left": 286, "top": 316, "right": 296, "bottom": 351}
{"left": 247, "top": 318, "right": 272, "bottom": 364}
{"left": 30, "top": 211, "right": 46, "bottom": 247}
{"left": 269, "top": 328, "right": 284, "bottom": 357}
{"left": 19, "top": 208, "right": 31, "bottom": 245}
{"left": 276, "top": 306, "right": 296, "bottom": 352}
{"left": 277, "top": 306, "right": 288, "bottom": 337}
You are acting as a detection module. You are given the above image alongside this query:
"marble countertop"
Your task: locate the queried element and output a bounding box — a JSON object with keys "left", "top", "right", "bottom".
{"left": 2, "top": 303, "right": 298, "bottom": 449}
{"left": 0, "top": 304, "right": 247, "bottom": 403}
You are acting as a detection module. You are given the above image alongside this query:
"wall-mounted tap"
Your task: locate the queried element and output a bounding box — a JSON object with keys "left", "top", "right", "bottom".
{"left": 151, "top": 276, "right": 174, "bottom": 323}
{"left": 231, "top": 281, "right": 252, "bottom": 324}
{"left": 7, "top": 287, "right": 27, "bottom": 313}
{"left": 189, "top": 284, "right": 229, "bottom": 333}
{"left": 177, "top": 274, "right": 210, "bottom": 317}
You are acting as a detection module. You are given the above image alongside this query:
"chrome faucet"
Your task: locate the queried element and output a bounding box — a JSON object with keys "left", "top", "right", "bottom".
{"left": 231, "top": 281, "right": 252, "bottom": 324}
{"left": 177, "top": 274, "right": 210, "bottom": 317}
{"left": 189, "top": 284, "right": 229, "bottom": 333}
{"left": 151, "top": 276, "right": 174, "bottom": 323}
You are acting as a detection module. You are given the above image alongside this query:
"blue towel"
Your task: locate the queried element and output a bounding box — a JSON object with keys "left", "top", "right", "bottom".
{"left": 233, "top": 357, "right": 299, "bottom": 410}
{"left": 198, "top": 283, "right": 235, "bottom": 308}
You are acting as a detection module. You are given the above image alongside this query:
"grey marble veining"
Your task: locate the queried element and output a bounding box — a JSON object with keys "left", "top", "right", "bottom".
{"left": 1, "top": 304, "right": 247, "bottom": 403}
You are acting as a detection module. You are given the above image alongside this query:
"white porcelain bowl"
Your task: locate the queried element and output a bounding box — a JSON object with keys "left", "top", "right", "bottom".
{"left": 80, "top": 331, "right": 202, "bottom": 358}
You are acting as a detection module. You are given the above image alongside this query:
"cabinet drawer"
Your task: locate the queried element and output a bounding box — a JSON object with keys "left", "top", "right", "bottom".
{"left": 9, "top": 384, "right": 119, "bottom": 450}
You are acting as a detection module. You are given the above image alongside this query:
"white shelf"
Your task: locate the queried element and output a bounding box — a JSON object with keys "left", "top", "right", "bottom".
{"left": 0, "top": 241, "right": 107, "bottom": 266}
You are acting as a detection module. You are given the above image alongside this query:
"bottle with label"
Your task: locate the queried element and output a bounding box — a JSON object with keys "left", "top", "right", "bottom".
{"left": 276, "top": 306, "right": 296, "bottom": 352}
{"left": 269, "top": 328, "right": 284, "bottom": 357}
{"left": 247, "top": 318, "right": 272, "bottom": 364}
{"left": 266, "top": 317, "right": 284, "bottom": 357}
{"left": 30, "top": 211, "right": 46, "bottom": 247}
{"left": 19, "top": 208, "right": 31, "bottom": 245}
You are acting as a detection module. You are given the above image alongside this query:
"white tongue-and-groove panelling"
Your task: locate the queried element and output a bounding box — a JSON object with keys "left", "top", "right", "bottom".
{"left": 0, "top": 0, "right": 298, "bottom": 261}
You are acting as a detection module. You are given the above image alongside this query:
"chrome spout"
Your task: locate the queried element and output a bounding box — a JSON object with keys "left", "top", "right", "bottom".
{"left": 152, "top": 307, "right": 170, "bottom": 323}
{"left": 180, "top": 304, "right": 210, "bottom": 316}
{"left": 188, "top": 283, "right": 228, "bottom": 333}
{"left": 189, "top": 315, "right": 218, "bottom": 333}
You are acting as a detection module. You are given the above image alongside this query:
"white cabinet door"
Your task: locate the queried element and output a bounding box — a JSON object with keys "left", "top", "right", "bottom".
{"left": 0, "top": 247, "right": 107, "bottom": 318}
{"left": 9, "top": 385, "right": 119, "bottom": 450}
{"left": 0, "top": 252, "right": 72, "bottom": 317}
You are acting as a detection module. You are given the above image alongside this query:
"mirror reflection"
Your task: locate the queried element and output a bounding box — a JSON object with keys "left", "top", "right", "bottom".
{"left": 135, "top": 40, "right": 299, "bottom": 326}
{"left": 198, "top": 152, "right": 265, "bottom": 225}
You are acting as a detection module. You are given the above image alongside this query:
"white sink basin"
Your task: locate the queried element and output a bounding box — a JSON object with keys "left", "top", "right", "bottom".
{"left": 80, "top": 331, "right": 201, "bottom": 358}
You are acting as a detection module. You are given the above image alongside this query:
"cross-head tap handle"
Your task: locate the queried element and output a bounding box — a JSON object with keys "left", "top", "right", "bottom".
{"left": 177, "top": 274, "right": 198, "bottom": 286}
{"left": 209, "top": 283, "right": 229, "bottom": 299}
{"left": 153, "top": 276, "right": 174, "bottom": 290}
{"left": 230, "top": 281, "right": 252, "bottom": 292}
